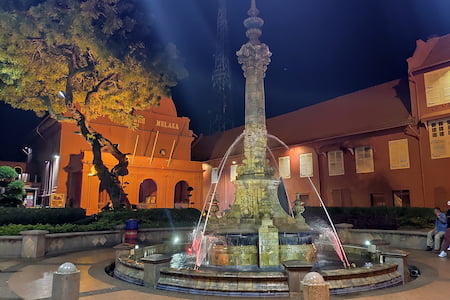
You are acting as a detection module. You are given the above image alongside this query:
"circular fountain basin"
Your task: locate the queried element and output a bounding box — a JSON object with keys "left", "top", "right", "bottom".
{"left": 112, "top": 245, "right": 403, "bottom": 297}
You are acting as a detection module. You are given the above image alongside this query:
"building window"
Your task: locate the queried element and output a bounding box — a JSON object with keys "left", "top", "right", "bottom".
{"left": 393, "top": 190, "right": 410, "bottom": 207}
{"left": 279, "top": 156, "right": 291, "bottom": 179}
{"left": 328, "top": 150, "right": 344, "bottom": 176}
{"left": 428, "top": 117, "right": 450, "bottom": 159}
{"left": 371, "top": 193, "right": 386, "bottom": 207}
{"left": 424, "top": 65, "right": 450, "bottom": 107}
{"left": 388, "top": 139, "right": 410, "bottom": 169}
{"left": 355, "top": 146, "right": 374, "bottom": 173}
{"left": 331, "top": 189, "right": 351, "bottom": 206}
{"left": 230, "top": 164, "right": 238, "bottom": 182}
{"left": 211, "top": 168, "right": 219, "bottom": 184}
{"left": 299, "top": 153, "right": 313, "bottom": 178}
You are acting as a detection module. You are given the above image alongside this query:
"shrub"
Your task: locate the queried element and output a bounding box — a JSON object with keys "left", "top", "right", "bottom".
{"left": 0, "top": 208, "right": 87, "bottom": 225}
{"left": 303, "top": 206, "right": 435, "bottom": 230}
{"left": 97, "top": 208, "right": 201, "bottom": 228}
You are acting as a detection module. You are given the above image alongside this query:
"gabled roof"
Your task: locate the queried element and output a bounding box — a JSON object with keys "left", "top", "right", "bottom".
{"left": 192, "top": 79, "right": 412, "bottom": 161}
{"left": 408, "top": 34, "right": 450, "bottom": 73}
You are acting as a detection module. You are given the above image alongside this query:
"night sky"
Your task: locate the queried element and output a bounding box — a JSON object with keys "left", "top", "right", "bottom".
{"left": 1, "top": 0, "right": 450, "bottom": 161}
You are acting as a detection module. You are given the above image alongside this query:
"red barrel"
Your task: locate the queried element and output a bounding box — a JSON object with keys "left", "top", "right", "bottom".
{"left": 124, "top": 219, "right": 139, "bottom": 244}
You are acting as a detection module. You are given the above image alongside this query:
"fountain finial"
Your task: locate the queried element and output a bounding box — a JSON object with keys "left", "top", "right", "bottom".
{"left": 244, "top": 0, "right": 264, "bottom": 42}
{"left": 248, "top": 0, "right": 259, "bottom": 17}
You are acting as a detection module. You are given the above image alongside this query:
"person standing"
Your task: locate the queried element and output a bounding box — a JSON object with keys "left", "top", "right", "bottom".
{"left": 438, "top": 201, "right": 450, "bottom": 257}
{"left": 426, "top": 207, "right": 447, "bottom": 252}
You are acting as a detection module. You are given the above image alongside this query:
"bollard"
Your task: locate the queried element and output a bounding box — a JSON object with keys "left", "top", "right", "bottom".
{"left": 124, "top": 219, "right": 139, "bottom": 244}
{"left": 301, "top": 272, "right": 329, "bottom": 300}
{"left": 52, "top": 262, "right": 80, "bottom": 300}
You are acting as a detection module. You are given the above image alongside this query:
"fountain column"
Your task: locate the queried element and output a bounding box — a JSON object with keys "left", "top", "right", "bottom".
{"left": 237, "top": 0, "right": 272, "bottom": 179}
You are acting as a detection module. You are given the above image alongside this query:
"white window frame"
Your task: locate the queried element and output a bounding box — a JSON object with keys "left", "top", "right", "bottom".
{"left": 211, "top": 168, "right": 219, "bottom": 184}
{"left": 299, "top": 153, "right": 313, "bottom": 178}
{"left": 328, "top": 150, "right": 344, "bottom": 176}
{"left": 279, "top": 156, "right": 291, "bottom": 179}
{"left": 428, "top": 117, "right": 450, "bottom": 159}
{"left": 355, "top": 146, "right": 374, "bottom": 173}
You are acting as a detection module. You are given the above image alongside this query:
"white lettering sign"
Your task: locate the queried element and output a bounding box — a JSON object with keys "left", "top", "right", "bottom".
{"left": 156, "top": 120, "right": 179, "bottom": 130}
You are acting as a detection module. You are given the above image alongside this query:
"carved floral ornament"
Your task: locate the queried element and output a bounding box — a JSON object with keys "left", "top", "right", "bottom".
{"left": 237, "top": 42, "right": 272, "bottom": 77}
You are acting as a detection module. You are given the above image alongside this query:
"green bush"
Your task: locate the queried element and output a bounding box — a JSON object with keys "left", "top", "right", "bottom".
{"left": 303, "top": 206, "right": 435, "bottom": 230}
{"left": 0, "top": 208, "right": 201, "bottom": 235}
{"left": 0, "top": 208, "right": 87, "bottom": 225}
{"left": 97, "top": 208, "right": 201, "bottom": 228}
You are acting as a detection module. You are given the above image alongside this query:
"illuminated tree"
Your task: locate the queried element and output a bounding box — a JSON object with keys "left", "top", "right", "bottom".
{"left": 0, "top": 0, "right": 187, "bottom": 209}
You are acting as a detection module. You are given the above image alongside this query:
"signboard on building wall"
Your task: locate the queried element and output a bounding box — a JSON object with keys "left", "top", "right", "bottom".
{"left": 389, "top": 139, "right": 410, "bottom": 169}
{"left": 424, "top": 66, "right": 450, "bottom": 107}
{"left": 50, "top": 193, "right": 65, "bottom": 208}
{"left": 299, "top": 153, "right": 313, "bottom": 178}
{"left": 279, "top": 156, "right": 291, "bottom": 179}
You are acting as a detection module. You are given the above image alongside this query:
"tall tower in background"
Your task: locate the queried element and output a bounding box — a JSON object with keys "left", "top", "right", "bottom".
{"left": 210, "top": 0, "right": 233, "bottom": 134}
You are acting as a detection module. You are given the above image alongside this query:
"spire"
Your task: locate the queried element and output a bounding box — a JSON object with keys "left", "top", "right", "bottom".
{"left": 244, "top": 0, "right": 264, "bottom": 43}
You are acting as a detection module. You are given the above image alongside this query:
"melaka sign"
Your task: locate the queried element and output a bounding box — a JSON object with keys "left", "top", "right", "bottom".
{"left": 156, "top": 120, "right": 179, "bottom": 130}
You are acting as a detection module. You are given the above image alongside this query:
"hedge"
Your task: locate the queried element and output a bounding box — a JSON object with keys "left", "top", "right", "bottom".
{"left": 303, "top": 206, "right": 435, "bottom": 230}
{"left": 0, "top": 207, "right": 86, "bottom": 225}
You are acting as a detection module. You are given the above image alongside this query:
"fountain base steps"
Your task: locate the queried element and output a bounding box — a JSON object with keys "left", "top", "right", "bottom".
{"left": 113, "top": 256, "right": 403, "bottom": 297}
{"left": 157, "top": 267, "right": 289, "bottom": 297}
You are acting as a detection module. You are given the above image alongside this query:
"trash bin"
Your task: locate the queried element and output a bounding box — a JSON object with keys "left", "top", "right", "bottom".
{"left": 125, "top": 219, "right": 139, "bottom": 244}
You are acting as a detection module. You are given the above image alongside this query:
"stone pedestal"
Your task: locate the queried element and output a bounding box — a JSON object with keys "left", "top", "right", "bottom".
{"left": 282, "top": 260, "right": 313, "bottom": 297}
{"left": 141, "top": 254, "right": 172, "bottom": 288}
{"left": 20, "top": 230, "right": 48, "bottom": 258}
{"left": 381, "top": 250, "right": 410, "bottom": 284}
{"left": 258, "top": 218, "right": 279, "bottom": 267}
{"left": 301, "top": 272, "right": 329, "bottom": 300}
{"left": 113, "top": 243, "right": 134, "bottom": 260}
{"left": 52, "top": 262, "right": 80, "bottom": 300}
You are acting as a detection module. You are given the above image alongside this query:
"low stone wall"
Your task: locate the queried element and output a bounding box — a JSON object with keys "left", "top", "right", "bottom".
{"left": 0, "top": 236, "right": 22, "bottom": 258}
{"left": 0, "top": 227, "right": 426, "bottom": 258}
{"left": 337, "top": 228, "right": 427, "bottom": 250}
{"left": 0, "top": 227, "right": 194, "bottom": 258}
{"left": 45, "top": 231, "right": 122, "bottom": 256}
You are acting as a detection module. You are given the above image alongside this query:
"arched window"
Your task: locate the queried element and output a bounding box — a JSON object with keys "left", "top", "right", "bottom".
{"left": 174, "top": 181, "right": 190, "bottom": 209}
{"left": 139, "top": 179, "right": 157, "bottom": 209}
{"left": 14, "top": 166, "right": 23, "bottom": 174}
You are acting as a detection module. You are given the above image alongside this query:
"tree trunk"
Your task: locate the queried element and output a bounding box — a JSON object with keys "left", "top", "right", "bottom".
{"left": 70, "top": 106, "right": 131, "bottom": 210}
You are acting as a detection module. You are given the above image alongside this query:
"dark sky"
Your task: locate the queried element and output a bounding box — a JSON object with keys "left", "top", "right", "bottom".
{"left": 1, "top": 0, "right": 450, "bottom": 161}
{"left": 147, "top": 0, "right": 450, "bottom": 134}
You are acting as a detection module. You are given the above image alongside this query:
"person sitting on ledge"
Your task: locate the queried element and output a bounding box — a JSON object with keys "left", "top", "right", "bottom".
{"left": 426, "top": 207, "right": 447, "bottom": 252}
{"left": 438, "top": 201, "right": 450, "bottom": 257}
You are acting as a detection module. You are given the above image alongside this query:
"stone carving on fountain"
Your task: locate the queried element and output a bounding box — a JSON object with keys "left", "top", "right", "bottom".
{"left": 207, "top": 0, "right": 309, "bottom": 235}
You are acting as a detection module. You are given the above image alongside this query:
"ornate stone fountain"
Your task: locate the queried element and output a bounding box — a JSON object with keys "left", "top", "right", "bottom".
{"left": 204, "top": 0, "right": 313, "bottom": 268}
{"left": 112, "top": 1, "right": 404, "bottom": 296}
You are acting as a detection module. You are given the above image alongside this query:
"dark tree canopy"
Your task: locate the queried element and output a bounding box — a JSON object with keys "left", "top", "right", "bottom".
{"left": 0, "top": 0, "right": 188, "bottom": 209}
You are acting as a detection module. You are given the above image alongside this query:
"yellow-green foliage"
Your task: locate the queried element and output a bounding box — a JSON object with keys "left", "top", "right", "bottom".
{"left": 0, "top": 0, "right": 187, "bottom": 128}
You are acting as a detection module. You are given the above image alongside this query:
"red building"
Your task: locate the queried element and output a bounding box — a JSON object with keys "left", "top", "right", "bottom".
{"left": 31, "top": 97, "right": 203, "bottom": 215}
{"left": 192, "top": 34, "right": 450, "bottom": 211}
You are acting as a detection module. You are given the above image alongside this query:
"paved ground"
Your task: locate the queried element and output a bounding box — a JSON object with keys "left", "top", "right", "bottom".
{"left": 0, "top": 248, "right": 449, "bottom": 300}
